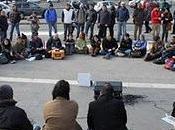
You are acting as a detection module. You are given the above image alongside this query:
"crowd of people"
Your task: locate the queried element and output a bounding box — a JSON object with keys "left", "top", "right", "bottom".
{"left": 0, "top": 81, "right": 128, "bottom": 130}
{"left": 0, "top": 1, "right": 175, "bottom": 70}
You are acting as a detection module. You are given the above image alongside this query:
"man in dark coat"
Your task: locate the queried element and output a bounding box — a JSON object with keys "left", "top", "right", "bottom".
{"left": 0, "top": 85, "right": 33, "bottom": 130}
{"left": 0, "top": 11, "right": 8, "bottom": 41}
{"left": 87, "top": 83, "right": 128, "bottom": 130}
{"left": 98, "top": 5, "right": 111, "bottom": 39}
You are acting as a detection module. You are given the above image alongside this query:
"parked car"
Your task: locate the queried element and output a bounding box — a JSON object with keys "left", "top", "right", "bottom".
{"left": 47, "top": 0, "right": 60, "bottom": 3}
{"left": 15, "top": 2, "right": 46, "bottom": 19}
{"left": 0, "top": 2, "right": 11, "bottom": 16}
{"left": 27, "top": 0, "right": 41, "bottom": 3}
{"left": 94, "top": 1, "right": 118, "bottom": 12}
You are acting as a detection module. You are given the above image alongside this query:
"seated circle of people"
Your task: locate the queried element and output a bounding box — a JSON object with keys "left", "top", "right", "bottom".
{"left": 0, "top": 85, "right": 40, "bottom": 130}
{"left": 131, "top": 34, "right": 147, "bottom": 58}
{"left": 75, "top": 32, "right": 89, "bottom": 54}
{"left": 144, "top": 35, "right": 164, "bottom": 61}
{"left": 43, "top": 80, "right": 82, "bottom": 130}
{"left": 116, "top": 33, "right": 132, "bottom": 57}
{"left": 101, "top": 35, "right": 118, "bottom": 59}
{"left": 46, "top": 33, "right": 65, "bottom": 59}
{"left": 87, "top": 83, "right": 127, "bottom": 130}
{"left": 90, "top": 35, "right": 101, "bottom": 57}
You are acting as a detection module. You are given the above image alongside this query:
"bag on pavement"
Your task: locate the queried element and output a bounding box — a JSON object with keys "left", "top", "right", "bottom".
{"left": 51, "top": 49, "right": 65, "bottom": 60}
{"left": 0, "top": 53, "right": 9, "bottom": 64}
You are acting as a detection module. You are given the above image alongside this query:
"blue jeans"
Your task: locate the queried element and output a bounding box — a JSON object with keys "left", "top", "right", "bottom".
{"left": 77, "top": 23, "right": 85, "bottom": 38}
{"left": 85, "top": 22, "right": 95, "bottom": 39}
{"left": 117, "top": 21, "right": 126, "bottom": 41}
{"left": 10, "top": 22, "right": 20, "bottom": 41}
{"left": 48, "top": 22, "right": 57, "bottom": 37}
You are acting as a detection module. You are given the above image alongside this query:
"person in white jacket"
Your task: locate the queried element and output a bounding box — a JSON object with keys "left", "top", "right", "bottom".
{"left": 62, "top": 3, "right": 75, "bottom": 41}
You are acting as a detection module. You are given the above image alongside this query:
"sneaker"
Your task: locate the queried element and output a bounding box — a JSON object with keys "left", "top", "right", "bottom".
{"left": 10, "top": 60, "right": 16, "bottom": 64}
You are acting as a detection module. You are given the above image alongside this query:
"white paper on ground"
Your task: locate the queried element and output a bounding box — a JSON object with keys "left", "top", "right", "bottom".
{"left": 162, "top": 114, "right": 175, "bottom": 126}
{"left": 77, "top": 73, "right": 91, "bottom": 87}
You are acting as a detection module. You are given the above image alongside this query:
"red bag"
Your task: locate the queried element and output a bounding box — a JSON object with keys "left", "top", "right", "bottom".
{"left": 164, "top": 58, "right": 175, "bottom": 70}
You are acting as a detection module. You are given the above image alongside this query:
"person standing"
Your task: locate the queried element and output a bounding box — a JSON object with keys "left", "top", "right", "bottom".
{"left": 133, "top": 3, "right": 145, "bottom": 40}
{"left": 45, "top": 3, "right": 57, "bottom": 37}
{"left": 9, "top": 5, "right": 21, "bottom": 41}
{"left": 28, "top": 11, "right": 40, "bottom": 37}
{"left": 109, "top": 5, "right": 116, "bottom": 38}
{"left": 62, "top": 3, "right": 75, "bottom": 41}
{"left": 151, "top": 5, "right": 161, "bottom": 38}
{"left": 0, "top": 11, "right": 8, "bottom": 41}
{"left": 76, "top": 4, "right": 86, "bottom": 39}
{"left": 171, "top": 10, "right": 175, "bottom": 34}
{"left": 85, "top": 4, "right": 97, "bottom": 40}
{"left": 161, "top": 8, "right": 172, "bottom": 42}
{"left": 43, "top": 80, "right": 82, "bottom": 130}
{"left": 144, "top": 3, "right": 152, "bottom": 33}
{"left": 116, "top": 2, "right": 130, "bottom": 42}
{"left": 87, "top": 83, "right": 127, "bottom": 130}
{"left": 98, "top": 5, "right": 111, "bottom": 39}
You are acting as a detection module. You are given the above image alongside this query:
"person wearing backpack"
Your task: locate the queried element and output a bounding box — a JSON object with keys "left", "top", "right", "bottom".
{"left": 45, "top": 3, "right": 57, "bottom": 37}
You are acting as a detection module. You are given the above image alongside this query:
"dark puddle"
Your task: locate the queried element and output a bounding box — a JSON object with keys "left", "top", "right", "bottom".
{"left": 122, "top": 94, "right": 148, "bottom": 106}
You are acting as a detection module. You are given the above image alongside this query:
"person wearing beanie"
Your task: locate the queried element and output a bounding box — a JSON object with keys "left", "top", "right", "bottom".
{"left": 0, "top": 85, "right": 33, "bottom": 130}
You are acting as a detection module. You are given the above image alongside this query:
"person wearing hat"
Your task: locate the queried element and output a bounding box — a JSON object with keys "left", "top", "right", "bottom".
{"left": 87, "top": 83, "right": 127, "bottom": 130}
{"left": 44, "top": 3, "right": 57, "bottom": 37}
{"left": 116, "top": 1, "right": 130, "bottom": 42}
{"left": 0, "top": 85, "right": 33, "bottom": 130}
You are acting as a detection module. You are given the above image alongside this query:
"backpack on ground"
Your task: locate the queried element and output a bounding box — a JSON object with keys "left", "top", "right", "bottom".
{"left": 0, "top": 53, "right": 9, "bottom": 64}
{"left": 51, "top": 49, "right": 65, "bottom": 60}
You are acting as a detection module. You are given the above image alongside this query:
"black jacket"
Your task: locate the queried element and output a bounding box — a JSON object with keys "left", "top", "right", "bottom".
{"left": 0, "top": 15, "right": 8, "bottom": 31}
{"left": 110, "top": 9, "right": 116, "bottom": 26}
{"left": 98, "top": 10, "right": 111, "bottom": 25}
{"left": 102, "top": 38, "right": 118, "bottom": 51}
{"left": 46, "top": 37, "right": 62, "bottom": 50}
{"left": 9, "top": 11, "right": 21, "bottom": 24}
{"left": 86, "top": 9, "right": 97, "bottom": 23}
{"left": 30, "top": 37, "right": 43, "bottom": 50}
{"left": 87, "top": 95, "right": 127, "bottom": 130}
{"left": 0, "top": 100, "right": 33, "bottom": 130}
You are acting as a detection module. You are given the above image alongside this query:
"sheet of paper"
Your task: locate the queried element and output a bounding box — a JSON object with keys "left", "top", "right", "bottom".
{"left": 77, "top": 73, "right": 91, "bottom": 87}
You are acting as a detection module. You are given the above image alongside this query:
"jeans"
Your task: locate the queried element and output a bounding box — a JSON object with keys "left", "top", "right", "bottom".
{"left": 152, "top": 24, "right": 160, "bottom": 38}
{"left": 162, "top": 24, "right": 169, "bottom": 42}
{"left": 0, "top": 30, "right": 6, "bottom": 42}
{"left": 64, "top": 23, "right": 72, "bottom": 40}
{"left": 161, "top": 50, "right": 175, "bottom": 60}
{"left": 117, "top": 21, "right": 126, "bottom": 41}
{"left": 109, "top": 24, "right": 114, "bottom": 38}
{"left": 85, "top": 21, "right": 95, "bottom": 39}
{"left": 48, "top": 22, "right": 57, "bottom": 37}
{"left": 98, "top": 25, "right": 107, "bottom": 39}
{"left": 77, "top": 23, "right": 85, "bottom": 38}
{"left": 134, "top": 25, "right": 142, "bottom": 40}
{"left": 10, "top": 22, "right": 20, "bottom": 41}
{"left": 145, "top": 21, "right": 152, "bottom": 32}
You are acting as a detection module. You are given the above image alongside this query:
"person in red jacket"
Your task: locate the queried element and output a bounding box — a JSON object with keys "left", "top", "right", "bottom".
{"left": 151, "top": 5, "right": 161, "bottom": 38}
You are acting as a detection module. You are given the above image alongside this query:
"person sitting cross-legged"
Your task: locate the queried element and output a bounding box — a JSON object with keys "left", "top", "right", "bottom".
{"left": 131, "top": 34, "right": 147, "bottom": 58}
{"left": 46, "top": 33, "right": 64, "bottom": 58}
{"left": 101, "top": 35, "right": 118, "bottom": 59}
{"left": 90, "top": 35, "right": 101, "bottom": 57}
{"left": 144, "top": 35, "right": 164, "bottom": 61}
{"left": 115, "top": 33, "right": 132, "bottom": 57}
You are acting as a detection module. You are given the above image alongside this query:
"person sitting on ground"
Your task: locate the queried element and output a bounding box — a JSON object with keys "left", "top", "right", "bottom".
{"left": 87, "top": 83, "right": 127, "bottom": 130}
{"left": 131, "top": 34, "right": 147, "bottom": 58}
{"left": 90, "top": 35, "right": 101, "bottom": 57}
{"left": 75, "top": 32, "right": 89, "bottom": 54}
{"left": 153, "top": 35, "right": 175, "bottom": 64}
{"left": 46, "top": 33, "right": 63, "bottom": 58}
{"left": 0, "top": 85, "right": 33, "bottom": 130}
{"left": 144, "top": 35, "right": 164, "bottom": 61}
{"left": 116, "top": 33, "right": 132, "bottom": 57}
{"left": 1, "top": 38, "right": 16, "bottom": 63}
{"left": 13, "top": 36, "right": 29, "bottom": 60}
{"left": 101, "top": 35, "right": 118, "bottom": 59}
{"left": 29, "top": 33, "right": 46, "bottom": 56}
{"left": 65, "top": 35, "right": 75, "bottom": 55}
{"left": 43, "top": 80, "right": 82, "bottom": 130}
